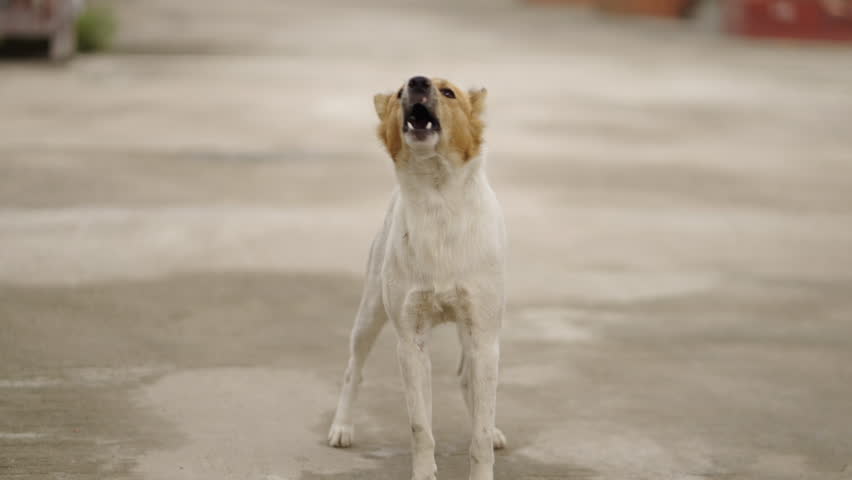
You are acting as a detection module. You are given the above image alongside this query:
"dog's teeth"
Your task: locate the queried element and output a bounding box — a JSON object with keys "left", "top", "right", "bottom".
{"left": 407, "top": 121, "right": 414, "bottom": 130}
{"left": 426, "top": 122, "right": 432, "bottom": 129}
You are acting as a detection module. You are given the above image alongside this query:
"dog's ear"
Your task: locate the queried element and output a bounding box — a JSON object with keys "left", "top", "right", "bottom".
{"left": 468, "top": 87, "right": 487, "bottom": 117}
{"left": 373, "top": 93, "right": 391, "bottom": 120}
{"left": 374, "top": 92, "right": 401, "bottom": 160}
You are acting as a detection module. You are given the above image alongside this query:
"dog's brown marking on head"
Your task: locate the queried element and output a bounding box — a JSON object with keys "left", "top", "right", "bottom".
{"left": 433, "top": 78, "right": 487, "bottom": 162}
{"left": 373, "top": 77, "right": 487, "bottom": 163}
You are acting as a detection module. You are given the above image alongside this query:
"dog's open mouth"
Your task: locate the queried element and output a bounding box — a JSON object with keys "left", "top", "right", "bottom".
{"left": 403, "top": 103, "right": 440, "bottom": 140}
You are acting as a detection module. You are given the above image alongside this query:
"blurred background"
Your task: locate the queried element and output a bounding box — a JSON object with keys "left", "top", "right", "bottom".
{"left": 1, "top": 1, "right": 851, "bottom": 479}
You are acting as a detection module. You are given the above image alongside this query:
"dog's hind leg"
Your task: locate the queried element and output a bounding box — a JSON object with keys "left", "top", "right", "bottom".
{"left": 328, "top": 257, "right": 388, "bottom": 448}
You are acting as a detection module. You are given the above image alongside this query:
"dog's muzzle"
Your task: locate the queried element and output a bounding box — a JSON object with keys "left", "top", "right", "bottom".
{"left": 402, "top": 76, "right": 441, "bottom": 141}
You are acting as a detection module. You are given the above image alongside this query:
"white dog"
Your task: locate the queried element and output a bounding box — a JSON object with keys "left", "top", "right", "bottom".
{"left": 328, "top": 75, "right": 506, "bottom": 480}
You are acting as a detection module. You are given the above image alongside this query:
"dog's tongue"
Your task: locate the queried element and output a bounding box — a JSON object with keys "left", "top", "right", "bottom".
{"left": 412, "top": 129, "right": 431, "bottom": 140}
{"left": 410, "top": 117, "right": 429, "bottom": 129}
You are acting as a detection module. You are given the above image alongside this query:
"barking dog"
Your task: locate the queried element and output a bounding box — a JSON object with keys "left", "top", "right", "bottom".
{"left": 328, "top": 76, "right": 506, "bottom": 480}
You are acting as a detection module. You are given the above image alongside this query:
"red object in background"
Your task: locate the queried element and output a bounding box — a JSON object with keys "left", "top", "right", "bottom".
{"left": 599, "top": 0, "right": 690, "bottom": 17}
{"left": 525, "top": 0, "right": 599, "bottom": 4}
{"left": 726, "top": 0, "right": 852, "bottom": 41}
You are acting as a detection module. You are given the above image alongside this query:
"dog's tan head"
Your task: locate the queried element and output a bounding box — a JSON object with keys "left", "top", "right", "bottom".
{"left": 373, "top": 76, "right": 487, "bottom": 163}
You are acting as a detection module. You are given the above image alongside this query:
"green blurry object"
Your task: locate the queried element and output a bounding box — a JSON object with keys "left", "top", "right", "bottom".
{"left": 75, "top": 5, "right": 116, "bottom": 52}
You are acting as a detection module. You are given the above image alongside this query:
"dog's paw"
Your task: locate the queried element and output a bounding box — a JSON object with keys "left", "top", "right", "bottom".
{"left": 412, "top": 457, "right": 437, "bottom": 480}
{"left": 468, "top": 463, "right": 494, "bottom": 480}
{"left": 328, "top": 423, "right": 354, "bottom": 448}
{"left": 493, "top": 427, "right": 507, "bottom": 450}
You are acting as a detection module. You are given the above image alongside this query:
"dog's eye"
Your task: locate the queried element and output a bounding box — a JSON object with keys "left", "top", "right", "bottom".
{"left": 397, "top": 88, "right": 402, "bottom": 99}
{"left": 440, "top": 88, "right": 456, "bottom": 99}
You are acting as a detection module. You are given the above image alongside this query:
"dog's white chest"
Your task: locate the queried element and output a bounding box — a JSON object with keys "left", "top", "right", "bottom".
{"left": 391, "top": 182, "right": 503, "bottom": 289}
{"left": 407, "top": 202, "right": 466, "bottom": 272}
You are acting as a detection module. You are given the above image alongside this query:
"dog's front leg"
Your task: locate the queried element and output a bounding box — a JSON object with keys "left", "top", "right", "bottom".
{"left": 467, "top": 341, "right": 498, "bottom": 480}
{"left": 396, "top": 290, "right": 437, "bottom": 480}
{"left": 457, "top": 291, "right": 501, "bottom": 480}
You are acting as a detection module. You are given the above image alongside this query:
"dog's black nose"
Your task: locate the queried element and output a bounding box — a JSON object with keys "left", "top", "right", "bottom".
{"left": 408, "top": 76, "right": 431, "bottom": 91}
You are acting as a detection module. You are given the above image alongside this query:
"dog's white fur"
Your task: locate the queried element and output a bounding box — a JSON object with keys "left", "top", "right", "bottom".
{"left": 329, "top": 77, "right": 506, "bottom": 480}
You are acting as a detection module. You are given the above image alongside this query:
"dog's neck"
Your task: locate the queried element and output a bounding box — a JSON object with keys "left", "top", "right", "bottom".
{"left": 394, "top": 150, "right": 487, "bottom": 207}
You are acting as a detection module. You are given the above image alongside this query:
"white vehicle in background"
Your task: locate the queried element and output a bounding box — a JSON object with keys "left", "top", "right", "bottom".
{"left": 0, "top": 0, "right": 85, "bottom": 60}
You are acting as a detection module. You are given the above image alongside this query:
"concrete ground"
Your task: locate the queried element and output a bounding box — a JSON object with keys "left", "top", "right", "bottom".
{"left": 2, "top": 1, "right": 852, "bottom": 479}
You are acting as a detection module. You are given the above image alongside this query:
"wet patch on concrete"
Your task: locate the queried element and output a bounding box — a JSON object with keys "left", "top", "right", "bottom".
{"left": 0, "top": 272, "right": 362, "bottom": 371}
{"left": 0, "top": 271, "right": 364, "bottom": 479}
{"left": 0, "top": 372, "right": 180, "bottom": 480}
{"left": 134, "top": 368, "right": 382, "bottom": 480}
